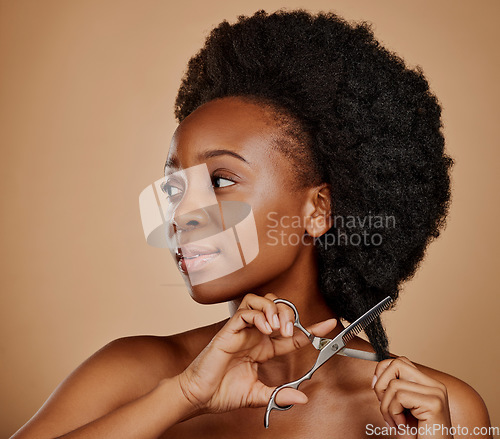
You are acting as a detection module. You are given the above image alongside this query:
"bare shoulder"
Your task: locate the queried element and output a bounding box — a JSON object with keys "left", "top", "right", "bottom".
{"left": 410, "top": 359, "right": 491, "bottom": 428}
{"left": 167, "top": 317, "right": 229, "bottom": 363}
{"left": 78, "top": 318, "right": 227, "bottom": 397}
{"left": 11, "top": 320, "right": 226, "bottom": 439}
{"left": 93, "top": 317, "right": 227, "bottom": 388}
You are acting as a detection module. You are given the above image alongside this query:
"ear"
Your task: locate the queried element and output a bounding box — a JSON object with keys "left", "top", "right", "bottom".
{"left": 303, "top": 183, "right": 332, "bottom": 238}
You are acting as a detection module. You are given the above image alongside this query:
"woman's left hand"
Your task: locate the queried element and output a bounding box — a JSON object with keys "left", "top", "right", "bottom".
{"left": 373, "top": 356, "right": 453, "bottom": 438}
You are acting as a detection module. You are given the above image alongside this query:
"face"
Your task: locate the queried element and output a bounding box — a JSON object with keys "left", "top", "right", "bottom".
{"left": 164, "top": 97, "right": 320, "bottom": 304}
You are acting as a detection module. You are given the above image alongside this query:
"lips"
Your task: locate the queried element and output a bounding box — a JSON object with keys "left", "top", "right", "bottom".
{"left": 176, "top": 244, "right": 221, "bottom": 274}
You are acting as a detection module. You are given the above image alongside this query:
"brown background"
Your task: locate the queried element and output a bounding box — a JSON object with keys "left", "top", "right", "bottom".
{"left": 1, "top": 0, "right": 499, "bottom": 436}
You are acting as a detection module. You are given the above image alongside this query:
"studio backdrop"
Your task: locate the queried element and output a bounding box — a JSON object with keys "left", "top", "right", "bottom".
{"left": 1, "top": 0, "right": 499, "bottom": 436}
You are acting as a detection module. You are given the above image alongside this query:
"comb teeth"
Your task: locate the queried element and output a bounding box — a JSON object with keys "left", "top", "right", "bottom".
{"left": 342, "top": 297, "right": 393, "bottom": 344}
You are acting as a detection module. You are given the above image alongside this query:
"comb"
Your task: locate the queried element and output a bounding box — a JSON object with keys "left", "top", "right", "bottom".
{"left": 340, "top": 296, "right": 393, "bottom": 344}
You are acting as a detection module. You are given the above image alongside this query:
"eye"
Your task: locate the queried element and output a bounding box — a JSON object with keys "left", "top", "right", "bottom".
{"left": 160, "top": 181, "right": 183, "bottom": 198}
{"left": 212, "top": 176, "right": 236, "bottom": 188}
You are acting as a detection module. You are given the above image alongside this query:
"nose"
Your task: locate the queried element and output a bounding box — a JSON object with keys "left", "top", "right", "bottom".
{"left": 172, "top": 207, "right": 210, "bottom": 231}
{"left": 165, "top": 164, "right": 218, "bottom": 234}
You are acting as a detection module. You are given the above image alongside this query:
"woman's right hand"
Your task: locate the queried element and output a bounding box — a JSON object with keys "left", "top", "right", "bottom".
{"left": 176, "top": 292, "right": 337, "bottom": 415}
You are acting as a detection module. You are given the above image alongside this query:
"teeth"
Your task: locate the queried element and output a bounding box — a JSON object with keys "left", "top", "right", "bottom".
{"left": 184, "top": 254, "right": 201, "bottom": 259}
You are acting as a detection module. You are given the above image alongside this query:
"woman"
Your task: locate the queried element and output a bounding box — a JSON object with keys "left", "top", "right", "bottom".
{"left": 11, "top": 9, "right": 491, "bottom": 439}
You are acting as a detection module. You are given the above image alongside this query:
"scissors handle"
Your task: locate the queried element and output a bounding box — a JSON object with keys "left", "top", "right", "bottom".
{"left": 264, "top": 365, "right": 316, "bottom": 428}
{"left": 264, "top": 297, "right": 390, "bottom": 428}
{"left": 273, "top": 298, "right": 315, "bottom": 343}
{"left": 264, "top": 299, "right": 330, "bottom": 428}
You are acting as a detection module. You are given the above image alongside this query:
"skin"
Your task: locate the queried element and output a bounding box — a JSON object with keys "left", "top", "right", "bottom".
{"left": 11, "top": 97, "right": 491, "bottom": 439}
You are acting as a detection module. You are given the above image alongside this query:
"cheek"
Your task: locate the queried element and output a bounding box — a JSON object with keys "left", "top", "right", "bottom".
{"left": 253, "top": 197, "right": 307, "bottom": 263}
{"left": 185, "top": 197, "right": 308, "bottom": 303}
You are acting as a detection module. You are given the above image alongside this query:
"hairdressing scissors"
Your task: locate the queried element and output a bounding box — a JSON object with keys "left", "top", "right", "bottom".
{"left": 264, "top": 296, "right": 393, "bottom": 428}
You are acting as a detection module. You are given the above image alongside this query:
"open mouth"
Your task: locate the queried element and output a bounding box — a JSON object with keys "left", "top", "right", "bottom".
{"left": 175, "top": 245, "right": 221, "bottom": 274}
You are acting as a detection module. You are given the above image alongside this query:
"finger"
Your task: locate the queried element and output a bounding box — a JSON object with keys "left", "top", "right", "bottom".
{"left": 239, "top": 309, "right": 273, "bottom": 335}
{"left": 251, "top": 381, "right": 308, "bottom": 408}
{"left": 386, "top": 392, "right": 411, "bottom": 428}
{"left": 274, "top": 387, "right": 308, "bottom": 406}
{"left": 214, "top": 309, "right": 274, "bottom": 355}
{"left": 263, "top": 292, "right": 279, "bottom": 301}
{"left": 275, "top": 301, "right": 297, "bottom": 338}
{"left": 239, "top": 293, "right": 280, "bottom": 330}
{"left": 272, "top": 318, "right": 337, "bottom": 357}
{"left": 397, "top": 356, "right": 415, "bottom": 367}
{"left": 223, "top": 309, "right": 272, "bottom": 337}
{"left": 263, "top": 293, "right": 281, "bottom": 329}
{"left": 373, "top": 357, "right": 440, "bottom": 401}
{"left": 380, "top": 380, "right": 446, "bottom": 427}
{"left": 386, "top": 389, "right": 445, "bottom": 426}
{"left": 374, "top": 356, "right": 417, "bottom": 382}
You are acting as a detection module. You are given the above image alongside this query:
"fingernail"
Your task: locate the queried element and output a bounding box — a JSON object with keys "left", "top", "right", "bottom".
{"left": 272, "top": 314, "right": 280, "bottom": 329}
{"left": 286, "top": 322, "right": 294, "bottom": 337}
{"left": 265, "top": 322, "right": 272, "bottom": 333}
{"left": 325, "top": 318, "right": 337, "bottom": 327}
{"left": 297, "top": 393, "right": 308, "bottom": 404}
{"left": 371, "top": 375, "right": 378, "bottom": 389}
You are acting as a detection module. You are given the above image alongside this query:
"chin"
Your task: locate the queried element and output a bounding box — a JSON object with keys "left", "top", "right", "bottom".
{"left": 186, "top": 276, "right": 243, "bottom": 304}
{"left": 183, "top": 257, "right": 286, "bottom": 304}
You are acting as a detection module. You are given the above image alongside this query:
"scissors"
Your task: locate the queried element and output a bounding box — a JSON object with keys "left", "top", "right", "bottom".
{"left": 264, "top": 296, "right": 393, "bottom": 428}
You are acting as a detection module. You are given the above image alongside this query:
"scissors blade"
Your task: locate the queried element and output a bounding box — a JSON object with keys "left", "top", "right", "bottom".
{"left": 337, "top": 296, "right": 393, "bottom": 345}
{"left": 309, "top": 296, "right": 392, "bottom": 371}
{"left": 336, "top": 347, "right": 378, "bottom": 361}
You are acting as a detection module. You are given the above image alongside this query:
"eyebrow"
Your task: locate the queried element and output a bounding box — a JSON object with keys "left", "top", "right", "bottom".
{"left": 164, "top": 149, "right": 249, "bottom": 175}
{"left": 164, "top": 156, "right": 178, "bottom": 173}
{"left": 199, "top": 149, "right": 249, "bottom": 164}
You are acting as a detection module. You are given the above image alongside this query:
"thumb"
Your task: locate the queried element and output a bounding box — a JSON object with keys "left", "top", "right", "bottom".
{"left": 254, "top": 382, "right": 309, "bottom": 408}
{"left": 256, "top": 383, "right": 309, "bottom": 407}
{"left": 307, "top": 317, "right": 338, "bottom": 337}
{"left": 271, "top": 317, "right": 338, "bottom": 357}
{"left": 274, "top": 387, "right": 309, "bottom": 406}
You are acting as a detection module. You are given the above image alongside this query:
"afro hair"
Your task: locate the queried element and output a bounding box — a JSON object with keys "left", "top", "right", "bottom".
{"left": 174, "top": 9, "right": 453, "bottom": 360}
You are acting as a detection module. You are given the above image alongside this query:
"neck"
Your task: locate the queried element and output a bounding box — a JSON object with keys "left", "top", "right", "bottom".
{"left": 228, "top": 244, "right": 345, "bottom": 384}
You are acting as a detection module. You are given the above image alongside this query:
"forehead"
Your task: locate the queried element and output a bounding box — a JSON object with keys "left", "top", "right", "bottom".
{"left": 168, "top": 97, "right": 281, "bottom": 167}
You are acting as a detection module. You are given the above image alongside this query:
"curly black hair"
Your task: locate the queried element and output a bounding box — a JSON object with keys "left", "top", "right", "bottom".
{"left": 174, "top": 9, "right": 453, "bottom": 360}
